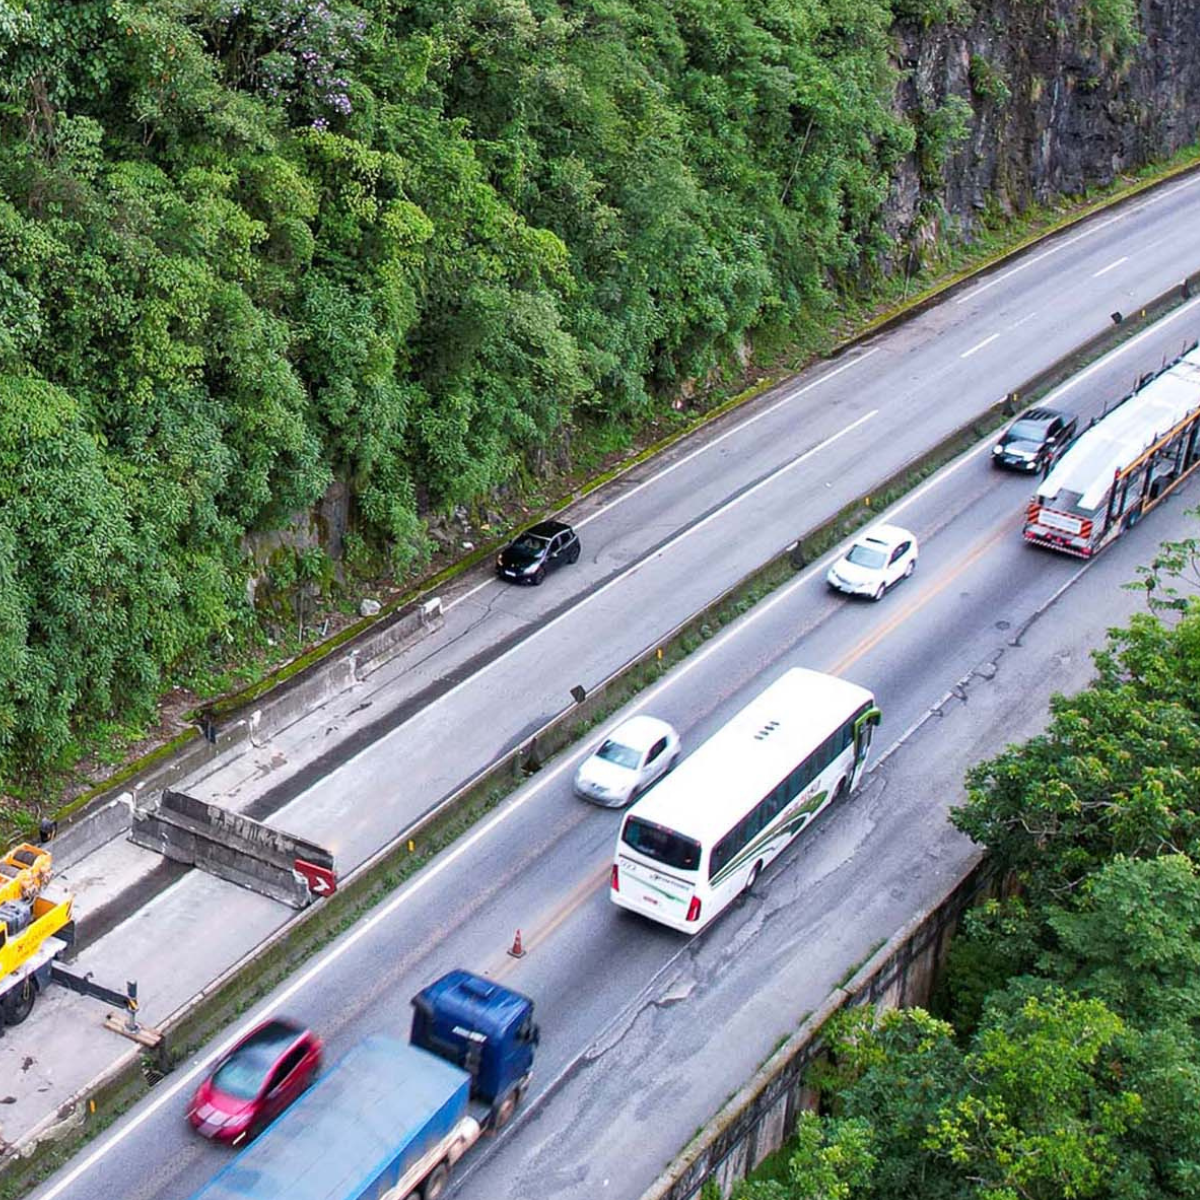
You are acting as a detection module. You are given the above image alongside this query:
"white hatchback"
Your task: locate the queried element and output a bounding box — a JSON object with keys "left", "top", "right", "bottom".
{"left": 574, "top": 715, "right": 681, "bottom": 807}
{"left": 826, "top": 524, "right": 919, "bottom": 601}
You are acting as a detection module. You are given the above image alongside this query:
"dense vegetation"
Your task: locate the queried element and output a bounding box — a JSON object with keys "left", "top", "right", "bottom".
{"left": 733, "top": 540, "right": 1200, "bottom": 1200}
{"left": 0, "top": 0, "right": 913, "bottom": 791}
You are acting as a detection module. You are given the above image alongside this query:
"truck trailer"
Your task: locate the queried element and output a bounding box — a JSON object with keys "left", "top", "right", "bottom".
{"left": 190, "top": 969, "right": 538, "bottom": 1200}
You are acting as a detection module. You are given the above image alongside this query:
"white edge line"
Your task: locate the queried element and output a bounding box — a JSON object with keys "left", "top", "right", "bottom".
{"left": 449, "top": 349, "right": 881, "bottom": 609}
{"left": 954, "top": 171, "right": 1200, "bottom": 306}
{"left": 1043, "top": 292, "right": 1200, "bottom": 405}
{"left": 37, "top": 408, "right": 882, "bottom": 1199}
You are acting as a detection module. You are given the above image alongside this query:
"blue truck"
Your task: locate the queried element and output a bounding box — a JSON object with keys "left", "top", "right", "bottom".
{"left": 190, "top": 969, "right": 539, "bottom": 1200}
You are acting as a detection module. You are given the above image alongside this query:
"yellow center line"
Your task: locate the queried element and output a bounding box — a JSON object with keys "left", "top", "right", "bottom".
{"left": 489, "top": 860, "right": 612, "bottom": 981}
{"left": 829, "top": 515, "right": 1020, "bottom": 677}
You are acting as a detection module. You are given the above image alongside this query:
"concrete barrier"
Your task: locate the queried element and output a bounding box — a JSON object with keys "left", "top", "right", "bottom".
{"left": 47, "top": 796, "right": 134, "bottom": 872}
{"left": 351, "top": 597, "right": 444, "bottom": 678}
{"left": 130, "top": 790, "right": 333, "bottom": 908}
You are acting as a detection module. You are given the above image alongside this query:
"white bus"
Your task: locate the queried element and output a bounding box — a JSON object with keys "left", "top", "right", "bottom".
{"left": 609, "top": 668, "right": 880, "bottom": 934}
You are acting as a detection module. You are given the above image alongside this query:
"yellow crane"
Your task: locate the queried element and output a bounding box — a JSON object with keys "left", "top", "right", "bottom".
{"left": 0, "top": 843, "right": 53, "bottom": 903}
{"left": 0, "top": 844, "right": 74, "bottom": 1025}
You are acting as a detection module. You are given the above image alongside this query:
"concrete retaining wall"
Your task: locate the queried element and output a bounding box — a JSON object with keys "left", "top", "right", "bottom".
{"left": 640, "top": 854, "right": 996, "bottom": 1200}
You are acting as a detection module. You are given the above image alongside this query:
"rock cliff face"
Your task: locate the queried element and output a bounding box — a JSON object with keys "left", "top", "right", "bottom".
{"left": 890, "top": 0, "right": 1200, "bottom": 242}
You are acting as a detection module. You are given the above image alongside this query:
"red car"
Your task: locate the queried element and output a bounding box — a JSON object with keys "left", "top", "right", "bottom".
{"left": 188, "top": 1018, "right": 322, "bottom": 1144}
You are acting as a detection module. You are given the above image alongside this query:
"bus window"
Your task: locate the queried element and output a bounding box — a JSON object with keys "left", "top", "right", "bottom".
{"left": 621, "top": 817, "right": 700, "bottom": 871}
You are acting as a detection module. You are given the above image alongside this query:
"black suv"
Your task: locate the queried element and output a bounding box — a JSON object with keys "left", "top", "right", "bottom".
{"left": 496, "top": 520, "right": 581, "bottom": 585}
{"left": 992, "top": 407, "right": 1077, "bottom": 473}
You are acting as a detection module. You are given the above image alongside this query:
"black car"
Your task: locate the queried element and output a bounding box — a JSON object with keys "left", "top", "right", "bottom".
{"left": 496, "top": 520, "right": 581, "bottom": 584}
{"left": 991, "top": 406, "right": 1078, "bottom": 472}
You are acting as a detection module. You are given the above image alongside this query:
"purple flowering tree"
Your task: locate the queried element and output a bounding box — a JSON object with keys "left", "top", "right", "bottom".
{"left": 201, "top": 0, "right": 366, "bottom": 128}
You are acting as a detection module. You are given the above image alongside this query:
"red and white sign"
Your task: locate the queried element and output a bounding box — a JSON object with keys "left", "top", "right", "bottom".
{"left": 294, "top": 859, "right": 337, "bottom": 897}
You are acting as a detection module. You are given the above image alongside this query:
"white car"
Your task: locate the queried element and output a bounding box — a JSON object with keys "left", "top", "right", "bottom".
{"left": 574, "top": 715, "right": 681, "bottom": 807}
{"left": 826, "top": 524, "right": 919, "bottom": 601}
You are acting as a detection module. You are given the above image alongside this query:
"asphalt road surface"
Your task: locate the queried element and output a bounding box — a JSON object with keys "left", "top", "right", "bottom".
{"left": 29, "top": 297, "right": 1200, "bottom": 1200}
{"left": 13, "top": 173, "right": 1198, "bottom": 1169}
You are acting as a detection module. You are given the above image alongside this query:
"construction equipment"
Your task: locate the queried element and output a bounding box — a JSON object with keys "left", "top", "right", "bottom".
{"left": 0, "top": 841, "right": 73, "bottom": 1026}
{"left": 0, "top": 844, "right": 53, "bottom": 904}
{"left": 0, "top": 889, "right": 74, "bottom": 1025}
{"left": 0, "top": 840, "right": 148, "bottom": 1036}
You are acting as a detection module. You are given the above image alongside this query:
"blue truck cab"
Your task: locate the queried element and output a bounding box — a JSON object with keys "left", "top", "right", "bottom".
{"left": 188, "top": 970, "right": 541, "bottom": 1200}
{"left": 411, "top": 969, "right": 539, "bottom": 1116}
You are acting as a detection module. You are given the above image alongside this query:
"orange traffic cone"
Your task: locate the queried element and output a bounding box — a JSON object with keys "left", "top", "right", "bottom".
{"left": 508, "top": 929, "right": 526, "bottom": 959}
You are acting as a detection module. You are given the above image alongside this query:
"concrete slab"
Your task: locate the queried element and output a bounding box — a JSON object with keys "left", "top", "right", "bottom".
{"left": 53, "top": 838, "right": 163, "bottom": 918}
{"left": 68, "top": 871, "right": 291, "bottom": 1027}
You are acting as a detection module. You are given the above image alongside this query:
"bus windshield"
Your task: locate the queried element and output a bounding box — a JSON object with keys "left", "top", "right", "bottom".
{"left": 622, "top": 817, "right": 700, "bottom": 871}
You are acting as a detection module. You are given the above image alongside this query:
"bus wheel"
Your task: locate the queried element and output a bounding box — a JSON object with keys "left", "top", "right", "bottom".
{"left": 3, "top": 978, "right": 36, "bottom": 1026}
{"left": 743, "top": 863, "right": 761, "bottom": 897}
{"left": 423, "top": 1163, "right": 450, "bottom": 1200}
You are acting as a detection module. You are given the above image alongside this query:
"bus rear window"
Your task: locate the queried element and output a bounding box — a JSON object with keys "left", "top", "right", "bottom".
{"left": 621, "top": 817, "right": 701, "bottom": 871}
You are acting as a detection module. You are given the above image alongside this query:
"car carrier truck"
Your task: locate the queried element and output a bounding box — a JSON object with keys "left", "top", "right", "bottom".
{"left": 190, "top": 969, "right": 539, "bottom": 1200}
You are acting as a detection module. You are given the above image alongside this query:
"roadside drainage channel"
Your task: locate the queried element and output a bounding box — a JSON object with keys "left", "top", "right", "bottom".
{"left": 6, "top": 276, "right": 1200, "bottom": 1198}
{"left": 36, "top": 596, "right": 446, "bottom": 849}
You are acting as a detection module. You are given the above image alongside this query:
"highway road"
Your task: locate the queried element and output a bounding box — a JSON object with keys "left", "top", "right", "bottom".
{"left": 28, "top": 295, "right": 1200, "bottom": 1200}
{"left": 190, "top": 169, "right": 1200, "bottom": 872}
{"left": 13, "top": 170, "right": 1190, "bottom": 1154}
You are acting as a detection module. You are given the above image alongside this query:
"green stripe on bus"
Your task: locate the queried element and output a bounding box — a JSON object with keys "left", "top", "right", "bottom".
{"left": 708, "top": 790, "right": 828, "bottom": 888}
{"left": 636, "top": 877, "right": 687, "bottom": 906}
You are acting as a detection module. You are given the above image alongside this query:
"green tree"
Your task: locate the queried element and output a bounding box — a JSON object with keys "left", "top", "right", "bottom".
{"left": 926, "top": 988, "right": 1141, "bottom": 1200}
{"left": 1043, "top": 855, "right": 1200, "bottom": 1030}
{"left": 810, "top": 1006, "right": 969, "bottom": 1199}
{"left": 735, "top": 1112, "right": 878, "bottom": 1200}
{"left": 952, "top": 609, "right": 1200, "bottom": 901}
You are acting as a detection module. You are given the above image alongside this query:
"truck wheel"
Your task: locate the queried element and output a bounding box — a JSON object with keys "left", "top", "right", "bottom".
{"left": 492, "top": 1089, "right": 519, "bottom": 1132}
{"left": 3, "top": 978, "right": 36, "bottom": 1025}
{"left": 423, "top": 1163, "right": 450, "bottom": 1200}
